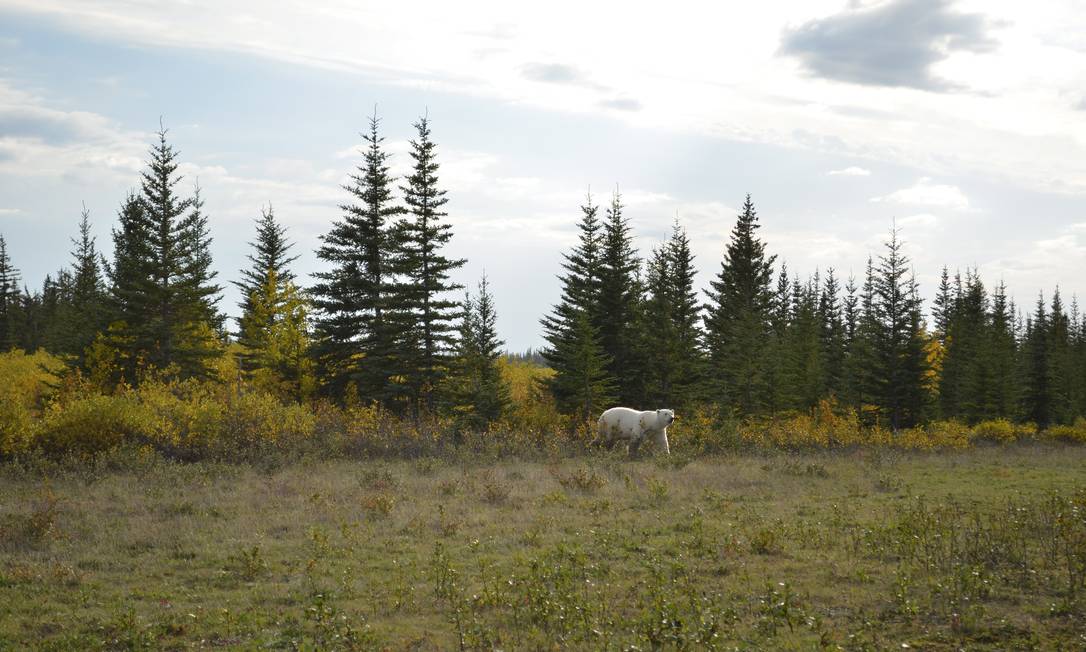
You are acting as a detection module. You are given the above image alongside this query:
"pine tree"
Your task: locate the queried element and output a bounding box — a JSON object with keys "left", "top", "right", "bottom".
{"left": 940, "top": 270, "right": 989, "bottom": 422}
{"left": 0, "top": 235, "right": 22, "bottom": 350}
{"left": 1021, "top": 294, "right": 1051, "bottom": 427}
{"left": 783, "top": 276, "right": 824, "bottom": 410}
{"left": 987, "top": 281, "right": 1019, "bottom": 419}
{"left": 703, "top": 195, "right": 777, "bottom": 415}
{"left": 596, "top": 190, "right": 643, "bottom": 406}
{"left": 61, "top": 204, "right": 109, "bottom": 363}
{"left": 105, "top": 128, "right": 223, "bottom": 381}
{"left": 932, "top": 266, "right": 953, "bottom": 344}
{"left": 311, "top": 113, "right": 406, "bottom": 404}
{"left": 871, "top": 229, "right": 930, "bottom": 429}
{"left": 541, "top": 193, "right": 614, "bottom": 416}
{"left": 552, "top": 308, "right": 614, "bottom": 422}
{"left": 396, "top": 115, "right": 466, "bottom": 415}
{"left": 1047, "top": 289, "right": 1074, "bottom": 425}
{"left": 451, "top": 274, "right": 511, "bottom": 430}
{"left": 236, "top": 268, "right": 314, "bottom": 398}
{"left": 234, "top": 206, "right": 302, "bottom": 376}
{"left": 664, "top": 221, "right": 703, "bottom": 406}
{"left": 233, "top": 204, "right": 298, "bottom": 322}
{"left": 819, "top": 268, "right": 846, "bottom": 398}
{"left": 105, "top": 193, "right": 154, "bottom": 381}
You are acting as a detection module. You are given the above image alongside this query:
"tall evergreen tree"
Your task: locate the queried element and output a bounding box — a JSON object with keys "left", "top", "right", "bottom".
{"left": 234, "top": 205, "right": 303, "bottom": 377}
{"left": 871, "top": 229, "right": 930, "bottom": 429}
{"left": 703, "top": 195, "right": 776, "bottom": 415}
{"left": 397, "top": 115, "right": 466, "bottom": 414}
{"left": 0, "top": 235, "right": 21, "bottom": 350}
{"left": 819, "top": 268, "right": 846, "bottom": 399}
{"left": 62, "top": 204, "right": 109, "bottom": 362}
{"left": 105, "top": 129, "right": 223, "bottom": 381}
{"left": 595, "top": 190, "right": 644, "bottom": 406}
{"left": 1021, "top": 294, "right": 1051, "bottom": 427}
{"left": 1047, "top": 289, "right": 1074, "bottom": 425}
{"left": 311, "top": 113, "right": 406, "bottom": 404}
{"left": 541, "top": 193, "right": 614, "bottom": 418}
{"left": 451, "top": 274, "right": 511, "bottom": 430}
{"left": 236, "top": 268, "right": 313, "bottom": 398}
{"left": 233, "top": 204, "right": 298, "bottom": 321}
{"left": 987, "top": 281, "right": 1019, "bottom": 419}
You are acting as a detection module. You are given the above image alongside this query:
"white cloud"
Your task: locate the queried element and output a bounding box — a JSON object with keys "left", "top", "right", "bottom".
{"left": 828, "top": 166, "right": 871, "bottom": 176}
{"left": 871, "top": 177, "right": 970, "bottom": 210}
{"left": 3, "top": 0, "right": 1086, "bottom": 193}
{"left": 0, "top": 208, "right": 23, "bottom": 215}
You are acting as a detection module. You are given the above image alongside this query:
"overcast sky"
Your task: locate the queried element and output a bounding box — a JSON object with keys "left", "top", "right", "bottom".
{"left": 1, "top": 0, "right": 1084, "bottom": 351}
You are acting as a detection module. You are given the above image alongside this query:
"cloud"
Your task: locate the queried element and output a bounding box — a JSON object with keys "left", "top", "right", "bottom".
{"left": 779, "top": 0, "right": 998, "bottom": 91}
{"left": 871, "top": 177, "right": 969, "bottom": 210}
{"left": 0, "top": 208, "right": 23, "bottom": 215}
{"left": 828, "top": 166, "right": 871, "bottom": 176}
{"left": 521, "top": 63, "right": 584, "bottom": 84}
{"left": 599, "top": 98, "right": 642, "bottom": 112}
{"left": 897, "top": 212, "right": 939, "bottom": 228}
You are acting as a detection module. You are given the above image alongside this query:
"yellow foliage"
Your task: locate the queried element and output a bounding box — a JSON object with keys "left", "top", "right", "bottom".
{"left": 1041, "top": 418, "right": 1086, "bottom": 444}
{"left": 0, "top": 350, "right": 65, "bottom": 456}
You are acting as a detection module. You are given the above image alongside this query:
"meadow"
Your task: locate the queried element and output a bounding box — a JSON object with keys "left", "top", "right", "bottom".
{"left": 2, "top": 446, "right": 1085, "bottom": 650}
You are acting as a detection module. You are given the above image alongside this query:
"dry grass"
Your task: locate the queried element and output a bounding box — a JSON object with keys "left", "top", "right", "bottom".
{"left": 1, "top": 445, "right": 1084, "bottom": 649}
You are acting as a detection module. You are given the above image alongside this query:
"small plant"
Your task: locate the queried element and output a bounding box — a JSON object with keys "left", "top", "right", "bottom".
{"left": 0, "top": 485, "right": 60, "bottom": 550}
{"left": 226, "top": 544, "right": 268, "bottom": 581}
{"left": 361, "top": 491, "right": 395, "bottom": 519}
{"left": 750, "top": 526, "right": 784, "bottom": 555}
{"left": 554, "top": 466, "right": 606, "bottom": 494}
{"left": 646, "top": 477, "right": 670, "bottom": 504}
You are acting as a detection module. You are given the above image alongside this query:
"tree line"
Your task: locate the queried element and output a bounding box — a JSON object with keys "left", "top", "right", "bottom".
{"left": 0, "top": 115, "right": 1084, "bottom": 431}
{"left": 541, "top": 194, "right": 1086, "bottom": 429}
{"left": 0, "top": 115, "right": 509, "bottom": 428}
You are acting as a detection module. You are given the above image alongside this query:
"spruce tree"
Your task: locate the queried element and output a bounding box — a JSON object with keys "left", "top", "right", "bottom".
{"left": 105, "top": 128, "right": 223, "bottom": 381}
{"left": 541, "top": 193, "right": 614, "bottom": 416}
{"left": 703, "top": 195, "right": 776, "bottom": 415}
{"left": 397, "top": 115, "right": 466, "bottom": 414}
{"left": 783, "top": 277, "right": 824, "bottom": 410}
{"left": 819, "top": 268, "right": 846, "bottom": 399}
{"left": 0, "top": 235, "right": 21, "bottom": 350}
{"left": 62, "top": 204, "right": 109, "bottom": 363}
{"left": 106, "top": 193, "right": 154, "bottom": 381}
{"left": 871, "top": 229, "right": 930, "bottom": 429}
{"left": 1022, "top": 294, "right": 1051, "bottom": 427}
{"left": 234, "top": 205, "right": 303, "bottom": 378}
{"left": 451, "top": 274, "right": 511, "bottom": 430}
{"left": 1047, "top": 289, "right": 1074, "bottom": 425}
{"left": 987, "top": 281, "right": 1019, "bottom": 419}
{"left": 643, "top": 244, "right": 679, "bottom": 406}
{"left": 596, "top": 190, "right": 644, "bottom": 406}
{"left": 311, "top": 113, "right": 406, "bottom": 404}
{"left": 233, "top": 204, "right": 298, "bottom": 322}
{"left": 236, "top": 268, "right": 313, "bottom": 398}
{"left": 664, "top": 221, "right": 703, "bottom": 406}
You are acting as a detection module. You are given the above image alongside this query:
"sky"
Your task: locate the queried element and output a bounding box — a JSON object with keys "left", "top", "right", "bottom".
{"left": 0, "top": 0, "right": 1084, "bottom": 351}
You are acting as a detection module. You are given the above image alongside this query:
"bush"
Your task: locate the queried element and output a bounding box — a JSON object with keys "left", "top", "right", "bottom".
{"left": 1042, "top": 418, "right": 1086, "bottom": 444}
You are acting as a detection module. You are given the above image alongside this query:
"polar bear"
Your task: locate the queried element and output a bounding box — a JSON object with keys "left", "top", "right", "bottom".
{"left": 596, "top": 407, "right": 674, "bottom": 455}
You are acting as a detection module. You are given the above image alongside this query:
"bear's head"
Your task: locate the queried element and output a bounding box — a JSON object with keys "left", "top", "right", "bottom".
{"left": 656, "top": 409, "right": 676, "bottom": 428}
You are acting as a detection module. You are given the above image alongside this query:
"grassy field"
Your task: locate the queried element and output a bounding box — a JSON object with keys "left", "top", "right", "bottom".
{"left": 1, "top": 446, "right": 1085, "bottom": 650}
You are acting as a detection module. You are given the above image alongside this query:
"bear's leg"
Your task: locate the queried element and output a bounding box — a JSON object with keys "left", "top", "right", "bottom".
{"left": 655, "top": 429, "right": 670, "bottom": 455}
{"left": 628, "top": 436, "right": 644, "bottom": 457}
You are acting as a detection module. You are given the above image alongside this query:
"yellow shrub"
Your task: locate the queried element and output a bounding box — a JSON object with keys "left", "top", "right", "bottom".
{"left": 894, "top": 421, "right": 972, "bottom": 450}
{"left": 0, "top": 350, "right": 66, "bottom": 457}
{"left": 36, "top": 394, "right": 151, "bottom": 457}
{"left": 970, "top": 419, "right": 1019, "bottom": 444}
{"left": 1041, "top": 418, "right": 1086, "bottom": 444}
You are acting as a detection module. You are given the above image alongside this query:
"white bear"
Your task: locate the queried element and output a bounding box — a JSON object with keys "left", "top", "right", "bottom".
{"left": 596, "top": 407, "right": 674, "bottom": 455}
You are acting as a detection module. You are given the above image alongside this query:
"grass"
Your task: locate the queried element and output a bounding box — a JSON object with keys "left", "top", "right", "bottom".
{"left": 1, "top": 446, "right": 1084, "bottom": 650}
